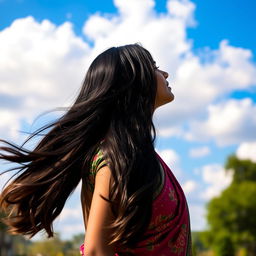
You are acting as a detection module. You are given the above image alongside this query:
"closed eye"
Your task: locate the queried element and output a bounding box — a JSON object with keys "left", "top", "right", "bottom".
{"left": 152, "top": 61, "right": 159, "bottom": 70}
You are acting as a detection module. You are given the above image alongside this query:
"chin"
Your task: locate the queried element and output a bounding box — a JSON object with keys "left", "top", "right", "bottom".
{"left": 170, "top": 93, "right": 175, "bottom": 101}
{"left": 167, "top": 92, "right": 175, "bottom": 102}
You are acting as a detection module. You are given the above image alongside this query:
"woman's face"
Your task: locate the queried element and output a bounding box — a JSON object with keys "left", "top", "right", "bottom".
{"left": 154, "top": 66, "right": 174, "bottom": 109}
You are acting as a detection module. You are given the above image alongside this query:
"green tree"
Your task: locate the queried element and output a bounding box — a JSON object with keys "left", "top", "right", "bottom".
{"left": 70, "top": 233, "right": 84, "bottom": 250}
{"left": 213, "top": 232, "right": 235, "bottom": 256}
{"left": 28, "top": 235, "right": 64, "bottom": 256}
{"left": 13, "top": 235, "right": 32, "bottom": 256}
{"left": 63, "top": 233, "right": 84, "bottom": 256}
{"left": 206, "top": 156, "right": 256, "bottom": 255}
{"left": 225, "top": 155, "right": 256, "bottom": 183}
{"left": 27, "top": 233, "right": 83, "bottom": 256}
{"left": 192, "top": 231, "right": 208, "bottom": 253}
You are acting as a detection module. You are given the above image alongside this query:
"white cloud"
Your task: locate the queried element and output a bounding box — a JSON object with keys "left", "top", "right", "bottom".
{"left": 83, "top": 14, "right": 117, "bottom": 41}
{"left": 167, "top": 0, "right": 196, "bottom": 26}
{"left": 189, "top": 146, "right": 210, "bottom": 158}
{"left": 155, "top": 40, "right": 256, "bottom": 133}
{"left": 1, "top": 0, "right": 255, "bottom": 146}
{"left": 0, "top": 110, "right": 21, "bottom": 139}
{"left": 157, "top": 148, "right": 182, "bottom": 178}
{"left": 236, "top": 142, "right": 256, "bottom": 162}
{"left": 59, "top": 224, "right": 85, "bottom": 238}
{"left": 186, "top": 98, "right": 256, "bottom": 146}
{"left": 0, "top": 171, "right": 12, "bottom": 192}
{"left": 182, "top": 180, "right": 197, "bottom": 194}
{"left": 0, "top": 16, "right": 90, "bottom": 140}
{"left": 58, "top": 207, "right": 82, "bottom": 221}
{"left": 200, "top": 164, "right": 233, "bottom": 200}
{"left": 55, "top": 199, "right": 84, "bottom": 240}
{"left": 114, "top": 0, "right": 155, "bottom": 20}
{"left": 157, "top": 148, "right": 180, "bottom": 165}
{"left": 189, "top": 204, "right": 207, "bottom": 231}
{"left": 82, "top": 0, "right": 193, "bottom": 71}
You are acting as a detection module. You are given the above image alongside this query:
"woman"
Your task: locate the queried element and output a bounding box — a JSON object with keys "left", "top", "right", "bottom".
{"left": 0, "top": 44, "right": 192, "bottom": 255}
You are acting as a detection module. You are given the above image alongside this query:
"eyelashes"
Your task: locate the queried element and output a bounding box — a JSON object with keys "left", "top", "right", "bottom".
{"left": 152, "top": 61, "right": 159, "bottom": 70}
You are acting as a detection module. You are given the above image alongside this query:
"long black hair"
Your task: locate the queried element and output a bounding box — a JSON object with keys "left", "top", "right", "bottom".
{"left": 0, "top": 43, "right": 162, "bottom": 249}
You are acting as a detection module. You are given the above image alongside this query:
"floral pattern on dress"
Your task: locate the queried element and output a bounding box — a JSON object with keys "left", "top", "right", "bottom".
{"left": 148, "top": 213, "right": 175, "bottom": 234}
{"left": 168, "top": 224, "right": 187, "bottom": 255}
{"left": 169, "top": 187, "right": 178, "bottom": 204}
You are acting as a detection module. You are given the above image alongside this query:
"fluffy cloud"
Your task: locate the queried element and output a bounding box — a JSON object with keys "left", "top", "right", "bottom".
{"left": 186, "top": 98, "right": 256, "bottom": 146}
{"left": 167, "top": 0, "right": 196, "bottom": 26}
{"left": 236, "top": 142, "right": 256, "bottom": 162}
{"left": 58, "top": 207, "right": 82, "bottom": 221}
{"left": 189, "top": 204, "right": 206, "bottom": 231}
{"left": 182, "top": 180, "right": 197, "bottom": 194}
{"left": 0, "top": 171, "right": 11, "bottom": 192}
{"left": 0, "top": 110, "right": 21, "bottom": 139}
{"left": 200, "top": 164, "right": 233, "bottom": 200}
{"left": 1, "top": 0, "right": 255, "bottom": 146}
{"left": 83, "top": 0, "right": 195, "bottom": 72}
{"left": 60, "top": 224, "right": 84, "bottom": 237}
{"left": 189, "top": 146, "right": 210, "bottom": 158}
{"left": 157, "top": 148, "right": 182, "bottom": 178}
{"left": 155, "top": 40, "right": 256, "bottom": 134}
{"left": 0, "top": 16, "right": 90, "bottom": 139}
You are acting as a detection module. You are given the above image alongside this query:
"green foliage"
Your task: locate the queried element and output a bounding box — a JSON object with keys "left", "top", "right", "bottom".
{"left": 225, "top": 155, "right": 256, "bottom": 183}
{"left": 10, "top": 233, "right": 84, "bottom": 256}
{"left": 28, "top": 236, "right": 64, "bottom": 256}
{"left": 206, "top": 156, "right": 256, "bottom": 254}
{"left": 192, "top": 231, "right": 208, "bottom": 252}
{"left": 198, "top": 230, "right": 213, "bottom": 248}
{"left": 13, "top": 236, "right": 32, "bottom": 256}
{"left": 208, "top": 182, "right": 256, "bottom": 242}
{"left": 213, "top": 232, "right": 235, "bottom": 256}
{"left": 70, "top": 233, "right": 84, "bottom": 250}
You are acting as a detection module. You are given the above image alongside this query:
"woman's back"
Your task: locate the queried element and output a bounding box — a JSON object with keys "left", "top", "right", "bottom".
{"left": 81, "top": 148, "right": 164, "bottom": 228}
{"left": 81, "top": 149, "right": 192, "bottom": 255}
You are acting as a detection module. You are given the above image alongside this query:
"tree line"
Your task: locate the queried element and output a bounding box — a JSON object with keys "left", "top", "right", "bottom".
{"left": 0, "top": 233, "right": 84, "bottom": 256}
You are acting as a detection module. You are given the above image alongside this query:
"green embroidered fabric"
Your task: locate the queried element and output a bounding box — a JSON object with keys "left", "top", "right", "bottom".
{"left": 87, "top": 149, "right": 107, "bottom": 192}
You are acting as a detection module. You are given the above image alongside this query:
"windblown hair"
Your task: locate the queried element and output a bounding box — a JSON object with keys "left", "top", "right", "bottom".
{"left": 0, "top": 44, "right": 161, "bottom": 249}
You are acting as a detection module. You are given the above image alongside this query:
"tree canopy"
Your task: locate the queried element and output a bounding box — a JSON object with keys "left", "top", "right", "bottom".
{"left": 206, "top": 155, "right": 256, "bottom": 255}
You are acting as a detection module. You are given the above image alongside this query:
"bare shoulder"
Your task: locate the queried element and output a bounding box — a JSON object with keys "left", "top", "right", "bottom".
{"left": 83, "top": 165, "right": 116, "bottom": 255}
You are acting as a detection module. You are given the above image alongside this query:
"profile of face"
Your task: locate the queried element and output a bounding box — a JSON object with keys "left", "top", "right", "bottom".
{"left": 82, "top": 44, "right": 174, "bottom": 115}
{"left": 154, "top": 67, "right": 174, "bottom": 109}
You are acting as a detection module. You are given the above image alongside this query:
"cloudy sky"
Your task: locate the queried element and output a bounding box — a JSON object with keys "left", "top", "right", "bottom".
{"left": 0, "top": 0, "right": 256, "bottom": 240}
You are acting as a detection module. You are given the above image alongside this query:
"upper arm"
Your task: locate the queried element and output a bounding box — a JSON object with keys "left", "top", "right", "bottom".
{"left": 83, "top": 165, "right": 116, "bottom": 255}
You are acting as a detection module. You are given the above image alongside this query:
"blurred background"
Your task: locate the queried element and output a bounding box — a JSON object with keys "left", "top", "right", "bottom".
{"left": 0, "top": 0, "right": 255, "bottom": 255}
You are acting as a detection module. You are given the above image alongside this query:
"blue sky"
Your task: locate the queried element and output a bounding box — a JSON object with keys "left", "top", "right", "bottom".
{"left": 1, "top": 0, "right": 256, "bottom": 53}
{"left": 0, "top": 0, "right": 256, "bottom": 240}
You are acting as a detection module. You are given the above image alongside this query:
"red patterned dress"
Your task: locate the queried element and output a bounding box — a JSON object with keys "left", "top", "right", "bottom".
{"left": 80, "top": 150, "right": 192, "bottom": 256}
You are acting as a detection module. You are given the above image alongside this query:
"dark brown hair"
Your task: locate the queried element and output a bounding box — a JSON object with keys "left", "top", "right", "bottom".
{"left": 0, "top": 44, "right": 162, "bottom": 249}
